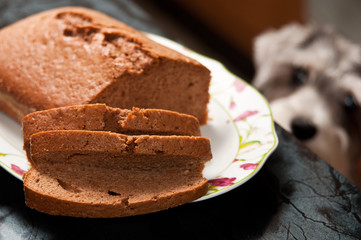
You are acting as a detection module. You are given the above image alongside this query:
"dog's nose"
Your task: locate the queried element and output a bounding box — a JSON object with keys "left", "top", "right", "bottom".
{"left": 290, "top": 117, "right": 317, "bottom": 141}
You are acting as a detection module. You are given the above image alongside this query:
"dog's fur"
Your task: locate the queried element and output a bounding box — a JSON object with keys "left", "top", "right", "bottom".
{"left": 252, "top": 23, "right": 361, "bottom": 184}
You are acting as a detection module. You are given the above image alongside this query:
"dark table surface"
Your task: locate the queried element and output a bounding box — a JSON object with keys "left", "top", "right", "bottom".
{"left": 1, "top": 1, "right": 361, "bottom": 239}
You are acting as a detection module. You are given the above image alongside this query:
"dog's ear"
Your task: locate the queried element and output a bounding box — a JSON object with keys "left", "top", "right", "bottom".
{"left": 253, "top": 23, "right": 311, "bottom": 68}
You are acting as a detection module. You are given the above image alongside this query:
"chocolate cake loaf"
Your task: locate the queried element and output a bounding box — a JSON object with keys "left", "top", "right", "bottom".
{"left": 0, "top": 7, "right": 210, "bottom": 124}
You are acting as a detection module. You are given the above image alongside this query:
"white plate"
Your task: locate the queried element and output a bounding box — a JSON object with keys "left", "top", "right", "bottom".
{"left": 0, "top": 33, "right": 278, "bottom": 202}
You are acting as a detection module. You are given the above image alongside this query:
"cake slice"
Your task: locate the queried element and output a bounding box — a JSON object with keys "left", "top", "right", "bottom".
{"left": 0, "top": 7, "right": 210, "bottom": 124}
{"left": 22, "top": 104, "right": 201, "bottom": 160}
{"left": 24, "top": 167, "right": 208, "bottom": 218}
{"left": 23, "top": 131, "right": 211, "bottom": 218}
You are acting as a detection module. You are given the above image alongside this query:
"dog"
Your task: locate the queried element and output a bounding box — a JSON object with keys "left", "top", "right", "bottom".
{"left": 252, "top": 23, "right": 361, "bottom": 185}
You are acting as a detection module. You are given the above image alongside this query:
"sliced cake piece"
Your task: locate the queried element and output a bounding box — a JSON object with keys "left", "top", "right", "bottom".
{"left": 22, "top": 104, "right": 201, "bottom": 160}
{"left": 23, "top": 130, "right": 212, "bottom": 218}
{"left": 24, "top": 167, "right": 208, "bottom": 218}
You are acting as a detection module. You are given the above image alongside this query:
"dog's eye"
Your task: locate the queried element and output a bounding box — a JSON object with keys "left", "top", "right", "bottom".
{"left": 343, "top": 94, "right": 358, "bottom": 112}
{"left": 291, "top": 67, "right": 308, "bottom": 86}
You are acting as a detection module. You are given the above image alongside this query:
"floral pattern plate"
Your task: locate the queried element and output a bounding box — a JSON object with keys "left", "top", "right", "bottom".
{"left": 0, "top": 33, "right": 278, "bottom": 202}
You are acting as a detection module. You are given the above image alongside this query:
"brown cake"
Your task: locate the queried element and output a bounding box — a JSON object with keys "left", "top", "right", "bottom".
{"left": 0, "top": 7, "right": 210, "bottom": 124}
{"left": 23, "top": 130, "right": 211, "bottom": 218}
{"left": 22, "top": 104, "right": 201, "bottom": 160}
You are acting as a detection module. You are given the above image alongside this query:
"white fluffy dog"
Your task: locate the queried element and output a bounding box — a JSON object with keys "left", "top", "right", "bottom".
{"left": 252, "top": 23, "right": 361, "bottom": 184}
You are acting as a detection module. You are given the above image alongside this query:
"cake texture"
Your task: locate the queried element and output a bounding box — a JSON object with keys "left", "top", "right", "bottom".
{"left": 22, "top": 104, "right": 201, "bottom": 160}
{"left": 24, "top": 130, "right": 211, "bottom": 218}
{"left": 0, "top": 7, "right": 210, "bottom": 124}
